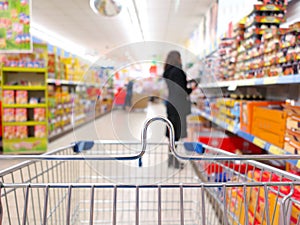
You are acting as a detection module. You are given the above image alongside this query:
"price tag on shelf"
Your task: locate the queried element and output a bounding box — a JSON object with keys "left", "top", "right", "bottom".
{"left": 227, "top": 125, "right": 234, "bottom": 132}
{"left": 297, "top": 160, "right": 300, "bottom": 169}
{"left": 253, "top": 137, "right": 265, "bottom": 149}
{"left": 228, "top": 83, "right": 237, "bottom": 91}
{"left": 269, "top": 145, "right": 284, "bottom": 155}
{"left": 55, "top": 80, "right": 61, "bottom": 86}
{"left": 263, "top": 77, "right": 278, "bottom": 85}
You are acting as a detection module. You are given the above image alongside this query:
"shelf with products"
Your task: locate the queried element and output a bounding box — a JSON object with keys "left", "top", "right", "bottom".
{"left": 215, "top": 2, "right": 300, "bottom": 82}
{"left": 193, "top": 108, "right": 299, "bottom": 167}
{"left": 202, "top": 73, "right": 300, "bottom": 88}
{"left": 1, "top": 67, "right": 48, "bottom": 154}
{"left": 47, "top": 78, "right": 100, "bottom": 87}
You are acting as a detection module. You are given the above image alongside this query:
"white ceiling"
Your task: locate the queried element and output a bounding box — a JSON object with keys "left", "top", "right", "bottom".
{"left": 32, "top": 0, "right": 212, "bottom": 60}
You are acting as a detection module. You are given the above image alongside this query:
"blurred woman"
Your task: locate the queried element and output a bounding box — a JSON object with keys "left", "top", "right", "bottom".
{"left": 163, "top": 50, "right": 196, "bottom": 168}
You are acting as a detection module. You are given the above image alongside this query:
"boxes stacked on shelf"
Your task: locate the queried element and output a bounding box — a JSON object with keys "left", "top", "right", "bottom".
{"left": 217, "top": 38, "right": 235, "bottom": 81}
{"left": 47, "top": 53, "right": 56, "bottom": 79}
{"left": 235, "top": 3, "right": 287, "bottom": 79}
{"left": 283, "top": 104, "right": 300, "bottom": 154}
{"left": 252, "top": 105, "right": 287, "bottom": 148}
{"left": 231, "top": 22, "right": 245, "bottom": 80}
{"left": 240, "top": 100, "right": 283, "bottom": 133}
{"left": 1, "top": 43, "right": 48, "bottom": 68}
{"left": 48, "top": 86, "right": 72, "bottom": 138}
{"left": 226, "top": 169, "right": 300, "bottom": 225}
{"left": 1, "top": 68, "right": 48, "bottom": 153}
{"left": 280, "top": 23, "right": 300, "bottom": 76}
{"left": 60, "top": 57, "right": 89, "bottom": 82}
{"left": 215, "top": 97, "right": 241, "bottom": 130}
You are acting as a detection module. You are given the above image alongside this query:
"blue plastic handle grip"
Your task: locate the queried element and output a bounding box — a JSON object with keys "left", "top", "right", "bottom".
{"left": 183, "top": 142, "right": 204, "bottom": 154}
{"left": 73, "top": 141, "right": 95, "bottom": 153}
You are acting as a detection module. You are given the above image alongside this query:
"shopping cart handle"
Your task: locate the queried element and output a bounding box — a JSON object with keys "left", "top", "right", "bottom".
{"left": 183, "top": 142, "right": 204, "bottom": 154}
{"left": 73, "top": 141, "right": 95, "bottom": 153}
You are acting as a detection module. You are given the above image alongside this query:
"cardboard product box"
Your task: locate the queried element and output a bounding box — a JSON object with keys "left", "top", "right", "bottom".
{"left": 15, "top": 126, "right": 28, "bottom": 139}
{"left": 198, "top": 134, "right": 263, "bottom": 154}
{"left": 15, "top": 108, "right": 27, "bottom": 122}
{"left": 15, "top": 90, "right": 28, "bottom": 104}
{"left": 3, "top": 108, "right": 15, "bottom": 122}
{"left": 4, "top": 126, "right": 15, "bottom": 139}
{"left": 252, "top": 106, "right": 287, "bottom": 148}
{"left": 3, "top": 90, "right": 14, "bottom": 104}
{"left": 34, "top": 125, "right": 46, "bottom": 138}
{"left": 240, "top": 101, "right": 284, "bottom": 134}
{"left": 284, "top": 140, "right": 300, "bottom": 154}
{"left": 286, "top": 116, "right": 300, "bottom": 132}
{"left": 290, "top": 203, "right": 300, "bottom": 225}
{"left": 286, "top": 128, "right": 300, "bottom": 143}
{"left": 283, "top": 104, "right": 300, "bottom": 116}
{"left": 34, "top": 108, "right": 46, "bottom": 121}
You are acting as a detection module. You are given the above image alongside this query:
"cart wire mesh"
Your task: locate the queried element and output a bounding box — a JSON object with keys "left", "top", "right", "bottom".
{"left": 0, "top": 117, "right": 300, "bottom": 225}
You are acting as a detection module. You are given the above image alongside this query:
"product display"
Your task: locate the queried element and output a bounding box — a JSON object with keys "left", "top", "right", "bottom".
{"left": 217, "top": 2, "right": 300, "bottom": 81}
{"left": 1, "top": 67, "right": 48, "bottom": 153}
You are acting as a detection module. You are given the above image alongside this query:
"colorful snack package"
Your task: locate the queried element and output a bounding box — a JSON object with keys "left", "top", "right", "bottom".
{"left": 15, "top": 126, "right": 28, "bottom": 139}
{"left": 34, "top": 108, "right": 46, "bottom": 121}
{"left": 3, "top": 108, "right": 15, "bottom": 122}
{"left": 15, "top": 108, "right": 27, "bottom": 122}
{"left": 4, "top": 126, "right": 15, "bottom": 139}
{"left": 3, "top": 90, "right": 14, "bottom": 104}
{"left": 15, "top": 90, "right": 28, "bottom": 104}
{"left": 34, "top": 125, "right": 46, "bottom": 138}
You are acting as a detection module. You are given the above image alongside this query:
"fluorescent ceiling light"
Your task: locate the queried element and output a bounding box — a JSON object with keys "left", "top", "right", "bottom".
{"left": 121, "top": 1, "right": 143, "bottom": 42}
{"left": 134, "top": 0, "right": 149, "bottom": 40}
{"left": 31, "top": 22, "right": 98, "bottom": 63}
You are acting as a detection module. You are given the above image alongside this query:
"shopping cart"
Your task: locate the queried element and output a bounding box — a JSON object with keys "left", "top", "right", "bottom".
{"left": 1, "top": 117, "right": 300, "bottom": 225}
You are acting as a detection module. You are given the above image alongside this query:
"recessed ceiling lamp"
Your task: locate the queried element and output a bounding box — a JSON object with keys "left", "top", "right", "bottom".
{"left": 90, "top": 0, "right": 122, "bottom": 17}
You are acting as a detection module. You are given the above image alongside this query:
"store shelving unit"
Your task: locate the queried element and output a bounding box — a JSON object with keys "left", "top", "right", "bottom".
{"left": 193, "top": 108, "right": 299, "bottom": 166}
{"left": 202, "top": 74, "right": 300, "bottom": 88}
{"left": 1, "top": 67, "right": 48, "bottom": 154}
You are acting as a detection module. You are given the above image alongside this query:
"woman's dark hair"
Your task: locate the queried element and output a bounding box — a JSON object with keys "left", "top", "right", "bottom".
{"left": 164, "top": 50, "right": 182, "bottom": 71}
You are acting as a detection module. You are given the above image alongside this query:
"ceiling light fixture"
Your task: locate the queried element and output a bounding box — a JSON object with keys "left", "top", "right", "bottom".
{"left": 121, "top": 0, "right": 143, "bottom": 42}
{"left": 134, "top": 0, "right": 149, "bottom": 41}
{"left": 31, "top": 22, "right": 98, "bottom": 63}
{"left": 89, "top": 0, "right": 122, "bottom": 17}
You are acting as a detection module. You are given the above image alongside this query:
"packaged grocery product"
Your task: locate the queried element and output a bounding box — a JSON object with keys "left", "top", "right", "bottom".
{"left": 34, "top": 108, "right": 46, "bottom": 121}
{"left": 34, "top": 125, "right": 46, "bottom": 138}
{"left": 3, "top": 90, "right": 14, "bottom": 104}
{"left": 15, "top": 108, "right": 27, "bottom": 122}
{"left": 4, "top": 126, "right": 15, "bottom": 139}
{"left": 3, "top": 108, "right": 15, "bottom": 122}
{"left": 15, "top": 126, "right": 28, "bottom": 139}
{"left": 291, "top": 203, "right": 300, "bottom": 225}
{"left": 15, "top": 90, "right": 28, "bottom": 104}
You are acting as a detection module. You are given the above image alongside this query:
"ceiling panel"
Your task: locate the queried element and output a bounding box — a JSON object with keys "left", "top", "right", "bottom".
{"left": 31, "top": 0, "right": 213, "bottom": 58}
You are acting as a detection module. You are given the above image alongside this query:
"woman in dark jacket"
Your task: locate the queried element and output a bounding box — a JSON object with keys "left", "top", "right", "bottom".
{"left": 163, "top": 50, "right": 194, "bottom": 168}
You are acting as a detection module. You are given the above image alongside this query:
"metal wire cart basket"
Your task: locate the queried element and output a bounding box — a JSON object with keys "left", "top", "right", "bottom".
{"left": 0, "top": 117, "right": 300, "bottom": 225}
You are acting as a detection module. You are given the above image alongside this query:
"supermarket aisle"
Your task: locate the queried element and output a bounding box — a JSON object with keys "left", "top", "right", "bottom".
{"left": 49, "top": 102, "right": 167, "bottom": 150}
{"left": 0, "top": 102, "right": 167, "bottom": 171}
